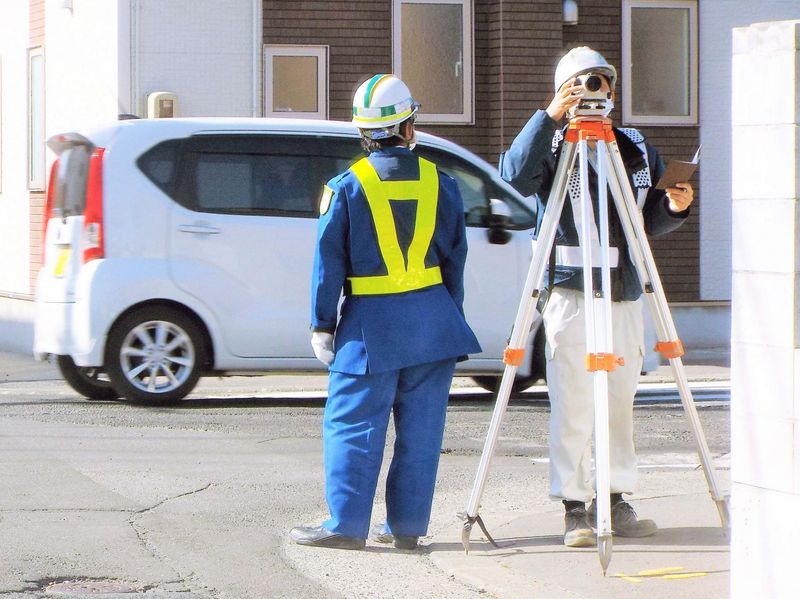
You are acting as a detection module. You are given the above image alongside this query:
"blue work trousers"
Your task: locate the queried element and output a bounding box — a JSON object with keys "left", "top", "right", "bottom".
{"left": 322, "top": 358, "right": 456, "bottom": 539}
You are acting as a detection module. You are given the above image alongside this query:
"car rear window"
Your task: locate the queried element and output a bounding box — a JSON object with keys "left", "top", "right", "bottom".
{"left": 52, "top": 146, "right": 91, "bottom": 218}
{"left": 138, "top": 135, "right": 365, "bottom": 217}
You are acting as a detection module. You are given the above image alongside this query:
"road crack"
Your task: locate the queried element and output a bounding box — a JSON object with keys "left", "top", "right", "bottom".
{"left": 127, "top": 483, "right": 219, "bottom": 597}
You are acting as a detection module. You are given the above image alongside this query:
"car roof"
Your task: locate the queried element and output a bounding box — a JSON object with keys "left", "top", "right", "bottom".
{"left": 65, "top": 117, "right": 527, "bottom": 203}
{"left": 79, "top": 116, "right": 481, "bottom": 163}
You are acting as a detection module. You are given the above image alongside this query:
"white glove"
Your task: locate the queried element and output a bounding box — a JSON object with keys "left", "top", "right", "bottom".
{"left": 311, "top": 331, "right": 335, "bottom": 366}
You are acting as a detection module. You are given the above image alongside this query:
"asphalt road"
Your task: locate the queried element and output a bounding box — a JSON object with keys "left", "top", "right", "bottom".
{"left": 0, "top": 356, "right": 730, "bottom": 599}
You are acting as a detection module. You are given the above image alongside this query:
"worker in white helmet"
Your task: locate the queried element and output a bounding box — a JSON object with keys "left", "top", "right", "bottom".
{"left": 499, "top": 47, "right": 694, "bottom": 548}
{"left": 290, "top": 74, "right": 481, "bottom": 550}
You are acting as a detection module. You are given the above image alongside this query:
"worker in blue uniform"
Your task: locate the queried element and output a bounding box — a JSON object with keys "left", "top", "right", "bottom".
{"left": 290, "top": 74, "right": 481, "bottom": 551}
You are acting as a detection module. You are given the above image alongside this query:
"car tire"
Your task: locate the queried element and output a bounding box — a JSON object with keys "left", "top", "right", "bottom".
{"left": 56, "top": 354, "right": 119, "bottom": 401}
{"left": 471, "top": 327, "right": 547, "bottom": 394}
{"left": 105, "top": 306, "right": 204, "bottom": 405}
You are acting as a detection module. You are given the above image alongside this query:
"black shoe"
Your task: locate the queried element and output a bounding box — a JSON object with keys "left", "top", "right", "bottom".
{"left": 564, "top": 506, "right": 595, "bottom": 548}
{"left": 588, "top": 499, "right": 658, "bottom": 538}
{"left": 370, "top": 522, "right": 419, "bottom": 550}
{"left": 289, "top": 525, "right": 365, "bottom": 550}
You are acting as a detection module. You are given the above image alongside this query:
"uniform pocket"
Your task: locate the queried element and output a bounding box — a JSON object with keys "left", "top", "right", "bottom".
{"left": 542, "top": 288, "right": 584, "bottom": 360}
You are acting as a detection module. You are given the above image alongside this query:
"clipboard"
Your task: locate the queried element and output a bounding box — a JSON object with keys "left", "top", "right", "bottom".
{"left": 655, "top": 146, "right": 700, "bottom": 190}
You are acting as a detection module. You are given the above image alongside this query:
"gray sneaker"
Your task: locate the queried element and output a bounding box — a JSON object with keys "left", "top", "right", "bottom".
{"left": 611, "top": 501, "right": 657, "bottom": 537}
{"left": 589, "top": 500, "right": 658, "bottom": 537}
{"left": 564, "top": 506, "right": 596, "bottom": 547}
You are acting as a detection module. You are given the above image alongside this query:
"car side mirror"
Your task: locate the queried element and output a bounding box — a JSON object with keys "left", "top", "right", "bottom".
{"left": 487, "top": 198, "right": 512, "bottom": 245}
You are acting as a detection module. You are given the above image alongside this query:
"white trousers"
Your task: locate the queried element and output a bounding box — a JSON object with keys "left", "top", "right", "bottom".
{"left": 543, "top": 287, "right": 644, "bottom": 502}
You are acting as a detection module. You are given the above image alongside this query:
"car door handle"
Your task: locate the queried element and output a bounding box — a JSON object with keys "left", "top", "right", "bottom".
{"left": 178, "top": 224, "right": 221, "bottom": 235}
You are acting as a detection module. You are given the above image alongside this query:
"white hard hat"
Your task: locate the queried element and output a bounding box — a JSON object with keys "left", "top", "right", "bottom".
{"left": 554, "top": 46, "right": 617, "bottom": 92}
{"left": 352, "top": 74, "right": 419, "bottom": 132}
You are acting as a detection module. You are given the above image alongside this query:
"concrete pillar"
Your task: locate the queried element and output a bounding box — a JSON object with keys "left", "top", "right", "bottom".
{"left": 731, "top": 19, "right": 800, "bottom": 599}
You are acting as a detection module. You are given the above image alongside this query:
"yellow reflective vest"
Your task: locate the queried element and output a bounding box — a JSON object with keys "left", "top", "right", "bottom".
{"left": 346, "top": 156, "right": 444, "bottom": 295}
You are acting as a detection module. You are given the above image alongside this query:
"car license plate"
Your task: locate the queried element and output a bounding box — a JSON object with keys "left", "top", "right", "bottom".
{"left": 54, "top": 248, "right": 71, "bottom": 278}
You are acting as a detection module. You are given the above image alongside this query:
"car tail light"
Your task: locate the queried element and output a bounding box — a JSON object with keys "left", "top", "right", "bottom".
{"left": 42, "top": 159, "right": 60, "bottom": 265}
{"left": 83, "top": 147, "right": 106, "bottom": 263}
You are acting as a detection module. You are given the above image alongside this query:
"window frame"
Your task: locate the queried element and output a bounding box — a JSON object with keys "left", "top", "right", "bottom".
{"left": 28, "top": 46, "right": 46, "bottom": 190}
{"left": 621, "top": 0, "right": 698, "bottom": 126}
{"left": 392, "top": 0, "right": 474, "bottom": 125}
{"left": 263, "top": 45, "right": 329, "bottom": 120}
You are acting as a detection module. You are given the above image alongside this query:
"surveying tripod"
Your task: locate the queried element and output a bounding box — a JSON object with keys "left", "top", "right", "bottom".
{"left": 459, "top": 116, "right": 729, "bottom": 574}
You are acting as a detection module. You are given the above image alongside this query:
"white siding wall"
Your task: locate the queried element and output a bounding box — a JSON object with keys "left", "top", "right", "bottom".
{"left": 730, "top": 19, "right": 800, "bottom": 599}
{"left": 0, "top": 0, "right": 32, "bottom": 295}
{"left": 45, "top": 0, "right": 123, "bottom": 136}
{"left": 133, "top": 0, "right": 259, "bottom": 117}
{"left": 699, "top": 0, "right": 800, "bottom": 300}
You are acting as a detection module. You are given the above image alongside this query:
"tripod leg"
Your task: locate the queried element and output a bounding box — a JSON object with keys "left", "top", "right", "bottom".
{"left": 577, "top": 138, "right": 614, "bottom": 574}
{"left": 603, "top": 143, "right": 730, "bottom": 528}
{"left": 460, "top": 141, "right": 578, "bottom": 553}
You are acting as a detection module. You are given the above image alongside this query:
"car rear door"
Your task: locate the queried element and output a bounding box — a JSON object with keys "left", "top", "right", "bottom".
{"left": 156, "top": 133, "right": 363, "bottom": 359}
{"left": 415, "top": 145, "right": 536, "bottom": 370}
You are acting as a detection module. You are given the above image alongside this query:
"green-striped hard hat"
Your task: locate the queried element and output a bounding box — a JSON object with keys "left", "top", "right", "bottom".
{"left": 352, "top": 74, "right": 419, "bottom": 130}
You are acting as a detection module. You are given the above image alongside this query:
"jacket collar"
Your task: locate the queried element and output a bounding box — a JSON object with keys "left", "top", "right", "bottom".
{"left": 557, "top": 124, "right": 647, "bottom": 174}
{"left": 613, "top": 126, "right": 647, "bottom": 173}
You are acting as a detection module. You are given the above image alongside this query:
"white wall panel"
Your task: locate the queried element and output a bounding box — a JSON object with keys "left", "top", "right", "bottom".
{"left": 699, "top": 1, "right": 800, "bottom": 300}
{"left": 45, "top": 0, "right": 123, "bottom": 135}
{"left": 134, "top": 0, "right": 258, "bottom": 117}
{"left": 0, "top": 0, "right": 32, "bottom": 294}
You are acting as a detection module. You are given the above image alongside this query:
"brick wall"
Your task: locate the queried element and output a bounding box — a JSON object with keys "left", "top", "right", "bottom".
{"left": 263, "top": 1, "right": 392, "bottom": 121}
{"left": 29, "top": 0, "right": 45, "bottom": 295}
{"left": 262, "top": 0, "right": 700, "bottom": 301}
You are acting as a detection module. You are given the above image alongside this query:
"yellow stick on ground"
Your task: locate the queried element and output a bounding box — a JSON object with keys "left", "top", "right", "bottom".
{"left": 638, "top": 566, "right": 685, "bottom": 577}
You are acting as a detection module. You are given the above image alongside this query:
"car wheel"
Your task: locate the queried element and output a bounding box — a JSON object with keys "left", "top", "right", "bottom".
{"left": 471, "top": 328, "right": 547, "bottom": 394}
{"left": 56, "top": 354, "right": 119, "bottom": 401}
{"left": 105, "top": 306, "right": 204, "bottom": 404}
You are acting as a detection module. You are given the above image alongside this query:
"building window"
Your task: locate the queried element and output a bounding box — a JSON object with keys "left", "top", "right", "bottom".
{"left": 28, "top": 47, "right": 45, "bottom": 189}
{"left": 263, "top": 45, "right": 328, "bottom": 119}
{"left": 392, "top": 0, "right": 473, "bottom": 124}
{"left": 622, "top": 0, "right": 697, "bottom": 125}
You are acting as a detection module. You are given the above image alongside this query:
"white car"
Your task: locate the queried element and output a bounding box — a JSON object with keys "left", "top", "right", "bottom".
{"left": 34, "top": 118, "right": 544, "bottom": 403}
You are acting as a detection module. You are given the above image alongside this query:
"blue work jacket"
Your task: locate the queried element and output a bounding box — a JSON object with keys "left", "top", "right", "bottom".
{"left": 500, "top": 110, "right": 691, "bottom": 302}
{"left": 311, "top": 146, "right": 481, "bottom": 375}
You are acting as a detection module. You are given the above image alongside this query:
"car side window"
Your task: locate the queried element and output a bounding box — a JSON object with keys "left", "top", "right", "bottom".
{"left": 138, "top": 135, "right": 364, "bottom": 217}
{"left": 415, "top": 146, "right": 534, "bottom": 230}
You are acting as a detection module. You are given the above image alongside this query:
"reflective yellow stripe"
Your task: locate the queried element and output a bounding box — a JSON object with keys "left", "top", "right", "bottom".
{"left": 352, "top": 107, "right": 414, "bottom": 125}
{"left": 348, "top": 157, "right": 443, "bottom": 295}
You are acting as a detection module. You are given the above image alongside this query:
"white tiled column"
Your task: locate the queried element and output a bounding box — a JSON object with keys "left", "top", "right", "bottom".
{"left": 731, "top": 19, "right": 800, "bottom": 599}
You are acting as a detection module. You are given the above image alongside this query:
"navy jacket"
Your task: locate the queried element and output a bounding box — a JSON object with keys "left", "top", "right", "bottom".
{"left": 311, "top": 146, "right": 481, "bottom": 375}
{"left": 500, "top": 110, "right": 690, "bottom": 301}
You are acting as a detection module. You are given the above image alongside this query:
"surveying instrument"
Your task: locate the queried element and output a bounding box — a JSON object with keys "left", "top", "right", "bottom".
{"left": 458, "top": 77, "right": 729, "bottom": 574}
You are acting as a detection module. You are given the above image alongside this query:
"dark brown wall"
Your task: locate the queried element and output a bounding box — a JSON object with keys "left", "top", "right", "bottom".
{"left": 263, "top": 0, "right": 699, "bottom": 301}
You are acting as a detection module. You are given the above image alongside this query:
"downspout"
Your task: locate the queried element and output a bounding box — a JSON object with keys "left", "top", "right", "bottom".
{"left": 251, "top": 0, "right": 262, "bottom": 116}
{"left": 499, "top": 0, "right": 505, "bottom": 151}
{"left": 130, "top": 0, "right": 139, "bottom": 115}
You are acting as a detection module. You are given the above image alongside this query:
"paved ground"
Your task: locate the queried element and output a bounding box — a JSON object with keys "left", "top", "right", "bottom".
{"left": 0, "top": 350, "right": 730, "bottom": 598}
